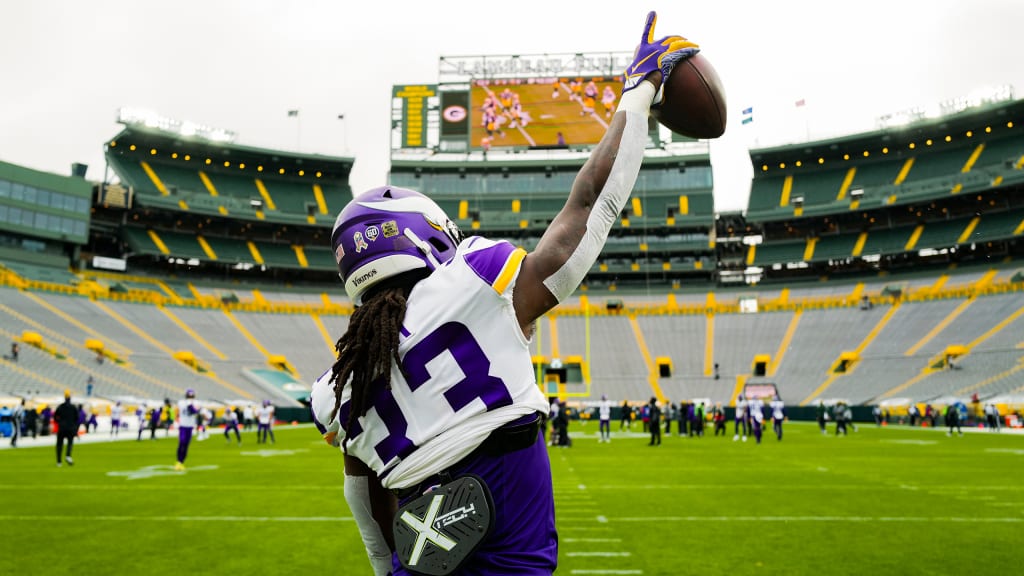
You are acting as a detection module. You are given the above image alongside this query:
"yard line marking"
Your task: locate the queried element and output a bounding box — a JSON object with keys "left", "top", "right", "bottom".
{"left": 559, "top": 526, "right": 613, "bottom": 532}
{"left": 567, "top": 552, "right": 632, "bottom": 558}
{"left": 563, "top": 538, "right": 623, "bottom": 543}
{"left": 986, "top": 448, "right": 1024, "bottom": 455}
{"left": 613, "top": 516, "right": 1023, "bottom": 523}
{"left": 239, "top": 448, "right": 308, "bottom": 457}
{"left": 882, "top": 439, "right": 938, "bottom": 445}
{"left": 566, "top": 484, "right": 1024, "bottom": 491}
{"left": 0, "top": 515, "right": 354, "bottom": 522}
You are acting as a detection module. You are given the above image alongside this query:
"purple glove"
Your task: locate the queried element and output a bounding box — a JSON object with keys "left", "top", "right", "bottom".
{"left": 622, "top": 11, "right": 700, "bottom": 104}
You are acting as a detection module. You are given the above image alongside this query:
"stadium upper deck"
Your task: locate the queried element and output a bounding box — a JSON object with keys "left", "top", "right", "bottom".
{"left": 719, "top": 98, "right": 1024, "bottom": 284}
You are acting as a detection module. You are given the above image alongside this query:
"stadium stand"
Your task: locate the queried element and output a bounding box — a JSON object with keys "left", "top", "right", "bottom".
{"left": 4, "top": 94, "right": 1024, "bottom": 415}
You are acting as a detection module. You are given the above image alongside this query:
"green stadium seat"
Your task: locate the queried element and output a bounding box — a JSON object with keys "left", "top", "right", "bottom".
{"left": 902, "top": 146, "right": 973, "bottom": 183}
{"left": 790, "top": 169, "right": 846, "bottom": 206}
{"left": 860, "top": 225, "right": 916, "bottom": 256}
{"left": 256, "top": 242, "right": 299, "bottom": 268}
{"left": 753, "top": 240, "right": 806, "bottom": 266}
{"left": 971, "top": 208, "right": 1024, "bottom": 243}
{"left": 202, "top": 236, "right": 253, "bottom": 264}
{"left": 748, "top": 175, "right": 786, "bottom": 212}
{"left": 813, "top": 233, "right": 860, "bottom": 261}
{"left": 975, "top": 136, "right": 1024, "bottom": 169}
{"left": 914, "top": 217, "right": 972, "bottom": 250}
{"left": 304, "top": 246, "right": 337, "bottom": 270}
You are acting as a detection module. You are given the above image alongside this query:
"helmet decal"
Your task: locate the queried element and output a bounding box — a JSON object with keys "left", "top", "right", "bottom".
{"left": 331, "top": 186, "right": 462, "bottom": 305}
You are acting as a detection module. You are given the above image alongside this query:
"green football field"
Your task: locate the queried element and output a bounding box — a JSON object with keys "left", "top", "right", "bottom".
{"left": 2, "top": 421, "right": 1022, "bottom": 575}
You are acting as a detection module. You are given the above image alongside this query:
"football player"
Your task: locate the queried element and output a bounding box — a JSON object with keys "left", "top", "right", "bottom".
{"left": 733, "top": 394, "right": 748, "bottom": 441}
{"left": 749, "top": 397, "right": 765, "bottom": 445}
{"left": 597, "top": 394, "right": 612, "bottom": 442}
{"left": 311, "top": 11, "right": 698, "bottom": 576}
{"left": 223, "top": 405, "right": 242, "bottom": 444}
{"left": 256, "top": 400, "right": 275, "bottom": 444}
{"left": 602, "top": 85, "right": 617, "bottom": 118}
{"left": 110, "top": 401, "right": 123, "bottom": 437}
{"left": 770, "top": 395, "right": 785, "bottom": 441}
{"left": 175, "top": 389, "right": 198, "bottom": 471}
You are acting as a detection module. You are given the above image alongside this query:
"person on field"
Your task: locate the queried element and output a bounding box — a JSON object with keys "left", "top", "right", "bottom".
{"left": 54, "top": 391, "right": 78, "bottom": 466}
{"left": 310, "top": 12, "right": 701, "bottom": 574}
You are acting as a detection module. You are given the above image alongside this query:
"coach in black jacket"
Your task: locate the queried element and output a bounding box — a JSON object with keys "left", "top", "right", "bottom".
{"left": 54, "top": 391, "right": 78, "bottom": 466}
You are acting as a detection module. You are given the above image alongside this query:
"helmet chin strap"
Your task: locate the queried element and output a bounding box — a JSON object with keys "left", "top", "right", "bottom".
{"left": 403, "top": 228, "right": 441, "bottom": 270}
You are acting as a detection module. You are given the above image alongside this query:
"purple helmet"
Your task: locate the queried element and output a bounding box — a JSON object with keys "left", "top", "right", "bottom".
{"left": 331, "top": 186, "right": 462, "bottom": 305}
{"left": 185, "top": 388, "right": 195, "bottom": 398}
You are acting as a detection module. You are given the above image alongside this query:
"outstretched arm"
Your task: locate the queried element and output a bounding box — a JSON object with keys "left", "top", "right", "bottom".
{"left": 513, "top": 12, "right": 699, "bottom": 331}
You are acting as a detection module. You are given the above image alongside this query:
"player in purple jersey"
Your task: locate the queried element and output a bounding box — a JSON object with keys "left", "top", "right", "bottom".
{"left": 769, "top": 395, "right": 785, "bottom": 441}
{"left": 109, "top": 401, "right": 123, "bottom": 437}
{"left": 223, "top": 405, "right": 241, "bottom": 444}
{"left": 311, "top": 12, "right": 699, "bottom": 576}
{"left": 174, "top": 389, "right": 198, "bottom": 471}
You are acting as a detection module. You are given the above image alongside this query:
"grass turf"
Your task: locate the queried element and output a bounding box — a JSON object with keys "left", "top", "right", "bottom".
{"left": 1, "top": 421, "right": 1021, "bottom": 575}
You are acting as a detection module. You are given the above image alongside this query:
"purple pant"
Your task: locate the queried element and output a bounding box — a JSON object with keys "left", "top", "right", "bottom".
{"left": 177, "top": 426, "right": 194, "bottom": 463}
{"left": 393, "top": 431, "right": 558, "bottom": 575}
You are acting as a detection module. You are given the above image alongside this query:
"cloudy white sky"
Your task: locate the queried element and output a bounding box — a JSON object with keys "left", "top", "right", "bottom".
{"left": 1, "top": 0, "right": 1021, "bottom": 212}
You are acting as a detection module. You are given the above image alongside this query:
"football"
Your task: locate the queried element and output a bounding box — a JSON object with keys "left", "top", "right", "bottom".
{"left": 651, "top": 53, "right": 727, "bottom": 139}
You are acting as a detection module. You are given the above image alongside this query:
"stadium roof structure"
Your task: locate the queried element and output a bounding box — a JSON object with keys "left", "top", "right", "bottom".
{"left": 106, "top": 123, "right": 354, "bottom": 181}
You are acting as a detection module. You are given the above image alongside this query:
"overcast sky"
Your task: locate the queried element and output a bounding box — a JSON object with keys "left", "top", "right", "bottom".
{"left": 1, "top": 0, "right": 1021, "bottom": 212}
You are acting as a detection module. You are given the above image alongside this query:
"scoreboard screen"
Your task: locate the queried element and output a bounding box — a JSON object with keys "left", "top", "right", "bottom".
{"left": 467, "top": 76, "right": 625, "bottom": 150}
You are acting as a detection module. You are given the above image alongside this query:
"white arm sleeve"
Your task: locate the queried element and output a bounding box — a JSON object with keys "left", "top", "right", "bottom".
{"left": 541, "top": 82, "right": 653, "bottom": 302}
{"left": 344, "top": 474, "right": 393, "bottom": 576}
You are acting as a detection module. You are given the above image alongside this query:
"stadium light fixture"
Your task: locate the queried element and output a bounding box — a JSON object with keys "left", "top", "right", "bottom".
{"left": 249, "top": 199, "right": 263, "bottom": 209}
{"left": 117, "top": 107, "right": 237, "bottom": 144}
{"left": 850, "top": 188, "right": 864, "bottom": 199}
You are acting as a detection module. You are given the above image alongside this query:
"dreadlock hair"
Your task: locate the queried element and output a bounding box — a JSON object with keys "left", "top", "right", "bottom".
{"left": 328, "top": 273, "right": 424, "bottom": 452}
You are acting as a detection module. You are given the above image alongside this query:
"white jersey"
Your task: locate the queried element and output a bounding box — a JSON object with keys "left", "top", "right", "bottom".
{"left": 243, "top": 406, "right": 255, "bottom": 420}
{"left": 225, "top": 409, "right": 238, "bottom": 424}
{"left": 598, "top": 399, "right": 611, "bottom": 421}
{"left": 111, "top": 404, "right": 123, "bottom": 421}
{"left": 257, "top": 405, "right": 274, "bottom": 425}
{"left": 749, "top": 400, "right": 764, "bottom": 423}
{"left": 312, "top": 237, "right": 548, "bottom": 489}
{"left": 770, "top": 400, "right": 785, "bottom": 420}
{"left": 177, "top": 399, "right": 198, "bottom": 428}
{"left": 735, "top": 398, "right": 747, "bottom": 418}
